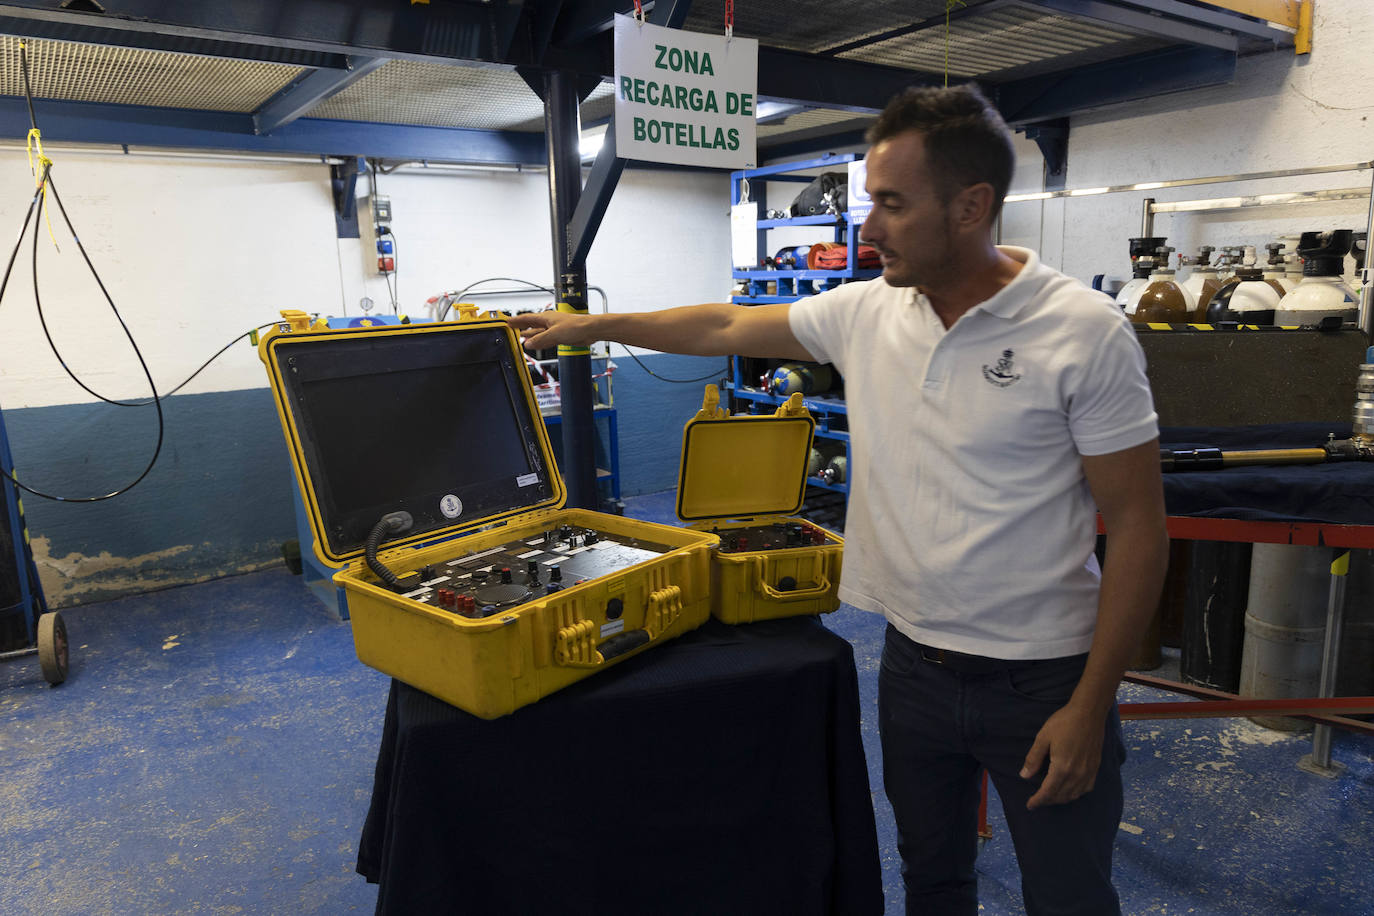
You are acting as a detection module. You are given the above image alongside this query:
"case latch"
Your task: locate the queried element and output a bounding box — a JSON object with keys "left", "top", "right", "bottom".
{"left": 554, "top": 617, "right": 602, "bottom": 668}
{"left": 773, "top": 392, "right": 808, "bottom": 419}
{"left": 276, "top": 309, "right": 328, "bottom": 332}
{"left": 692, "top": 384, "right": 730, "bottom": 422}
{"left": 644, "top": 584, "right": 682, "bottom": 637}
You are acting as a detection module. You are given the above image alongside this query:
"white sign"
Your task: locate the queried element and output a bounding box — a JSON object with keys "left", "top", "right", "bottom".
{"left": 847, "top": 159, "right": 871, "bottom": 225}
{"left": 613, "top": 14, "right": 757, "bottom": 169}
{"left": 730, "top": 202, "right": 758, "bottom": 269}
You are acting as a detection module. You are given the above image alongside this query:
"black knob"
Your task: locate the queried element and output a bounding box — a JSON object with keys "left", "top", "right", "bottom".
{"left": 584, "top": 531, "right": 599, "bottom": 546}
{"left": 421, "top": 564, "right": 438, "bottom": 580}
{"left": 550, "top": 565, "right": 562, "bottom": 582}
{"left": 500, "top": 567, "right": 513, "bottom": 584}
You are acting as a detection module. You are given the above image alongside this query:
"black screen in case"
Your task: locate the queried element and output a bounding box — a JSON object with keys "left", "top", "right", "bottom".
{"left": 275, "top": 326, "right": 553, "bottom": 556}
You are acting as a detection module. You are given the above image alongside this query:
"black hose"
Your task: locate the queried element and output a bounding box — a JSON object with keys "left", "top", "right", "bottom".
{"left": 365, "top": 512, "right": 418, "bottom": 593}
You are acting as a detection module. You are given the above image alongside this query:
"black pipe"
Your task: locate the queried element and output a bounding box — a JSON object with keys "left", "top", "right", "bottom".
{"left": 542, "top": 69, "right": 598, "bottom": 510}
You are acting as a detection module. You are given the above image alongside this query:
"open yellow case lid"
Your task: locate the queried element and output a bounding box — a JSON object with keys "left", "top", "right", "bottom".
{"left": 676, "top": 384, "right": 816, "bottom": 522}
{"left": 258, "top": 310, "right": 565, "bottom": 568}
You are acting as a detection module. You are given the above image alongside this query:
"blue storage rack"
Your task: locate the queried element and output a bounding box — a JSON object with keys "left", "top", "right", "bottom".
{"left": 728, "top": 154, "right": 871, "bottom": 502}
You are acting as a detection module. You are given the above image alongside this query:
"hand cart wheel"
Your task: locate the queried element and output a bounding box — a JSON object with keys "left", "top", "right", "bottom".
{"left": 37, "top": 611, "right": 68, "bottom": 685}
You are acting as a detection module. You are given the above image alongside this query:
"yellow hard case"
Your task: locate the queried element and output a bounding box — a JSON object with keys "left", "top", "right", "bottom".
{"left": 676, "top": 385, "right": 843, "bottom": 623}
{"left": 260, "top": 309, "right": 715, "bottom": 718}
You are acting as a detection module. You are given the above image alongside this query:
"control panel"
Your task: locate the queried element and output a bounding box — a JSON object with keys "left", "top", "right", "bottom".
{"left": 710, "top": 520, "right": 833, "bottom": 553}
{"left": 393, "top": 525, "right": 673, "bottom": 618}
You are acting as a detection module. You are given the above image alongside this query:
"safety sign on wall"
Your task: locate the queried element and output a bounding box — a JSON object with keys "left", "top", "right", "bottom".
{"left": 613, "top": 14, "right": 758, "bottom": 170}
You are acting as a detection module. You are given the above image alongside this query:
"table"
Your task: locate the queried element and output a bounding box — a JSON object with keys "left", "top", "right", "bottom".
{"left": 356, "top": 616, "right": 883, "bottom": 916}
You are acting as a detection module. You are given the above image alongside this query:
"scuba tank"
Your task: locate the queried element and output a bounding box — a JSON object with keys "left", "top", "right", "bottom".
{"left": 768, "top": 361, "right": 833, "bottom": 396}
{"left": 1180, "top": 245, "right": 1222, "bottom": 320}
{"left": 817, "top": 453, "right": 847, "bottom": 485}
{"left": 1206, "top": 265, "right": 1281, "bottom": 325}
{"left": 808, "top": 440, "right": 844, "bottom": 477}
{"left": 764, "top": 245, "right": 812, "bottom": 270}
{"left": 1274, "top": 230, "right": 1358, "bottom": 326}
{"left": 1114, "top": 236, "right": 1167, "bottom": 311}
{"left": 1131, "top": 246, "right": 1194, "bottom": 324}
{"left": 1262, "top": 242, "right": 1295, "bottom": 295}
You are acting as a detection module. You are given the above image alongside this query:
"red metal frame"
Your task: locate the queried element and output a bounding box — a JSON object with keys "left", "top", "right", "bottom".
{"left": 1099, "top": 514, "right": 1374, "bottom": 549}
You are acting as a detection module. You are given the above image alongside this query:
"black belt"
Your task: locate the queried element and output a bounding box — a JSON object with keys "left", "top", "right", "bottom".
{"left": 916, "top": 643, "right": 1037, "bottom": 674}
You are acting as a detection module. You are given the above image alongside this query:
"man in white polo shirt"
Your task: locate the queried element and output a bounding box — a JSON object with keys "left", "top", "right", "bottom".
{"left": 508, "top": 85, "right": 1168, "bottom": 916}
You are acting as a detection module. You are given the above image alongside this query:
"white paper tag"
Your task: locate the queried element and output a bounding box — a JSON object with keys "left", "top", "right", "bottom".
{"left": 517, "top": 550, "right": 543, "bottom": 559}
{"left": 516, "top": 473, "right": 540, "bottom": 487}
{"left": 731, "top": 202, "right": 758, "bottom": 269}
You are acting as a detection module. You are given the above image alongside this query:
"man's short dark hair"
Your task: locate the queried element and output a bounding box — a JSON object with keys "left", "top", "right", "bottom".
{"left": 866, "top": 84, "right": 1014, "bottom": 221}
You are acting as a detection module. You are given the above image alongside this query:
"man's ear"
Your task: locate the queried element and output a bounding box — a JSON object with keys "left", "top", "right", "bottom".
{"left": 950, "top": 182, "right": 996, "bottom": 232}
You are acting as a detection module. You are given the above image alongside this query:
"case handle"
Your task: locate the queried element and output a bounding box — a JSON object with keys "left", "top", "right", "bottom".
{"left": 552, "top": 585, "right": 682, "bottom": 669}
{"left": 753, "top": 557, "right": 831, "bottom": 601}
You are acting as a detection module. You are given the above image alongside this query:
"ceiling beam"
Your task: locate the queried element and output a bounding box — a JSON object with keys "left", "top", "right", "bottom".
{"left": 253, "top": 56, "right": 387, "bottom": 135}
{"left": 1019, "top": 0, "right": 1239, "bottom": 51}
{"left": 994, "top": 45, "right": 1237, "bottom": 125}
{"left": 0, "top": 0, "right": 527, "bottom": 64}
{"left": 566, "top": 0, "right": 693, "bottom": 266}
{"left": 757, "top": 47, "right": 941, "bottom": 112}
{"left": 0, "top": 14, "right": 350, "bottom": 68}
{"left": 1080, "top": 0, "right": 1297, "bottom": 45}
{"left": 0, "top": 97, "right": 548, "bottom": 164}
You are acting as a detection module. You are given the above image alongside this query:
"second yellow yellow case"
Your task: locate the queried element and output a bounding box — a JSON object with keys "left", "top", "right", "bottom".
{"left": 676, "top": 385, "right": 844, "bottom": 623}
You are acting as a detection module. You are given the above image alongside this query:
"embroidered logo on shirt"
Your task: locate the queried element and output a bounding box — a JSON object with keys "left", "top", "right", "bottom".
{"left": 981, "top": 349, "right": 1023, "bottom": 388}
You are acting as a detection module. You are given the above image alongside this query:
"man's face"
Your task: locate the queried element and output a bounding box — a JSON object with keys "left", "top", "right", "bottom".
{"left": 858, "top": 131, "right": 953, "bottom": 289}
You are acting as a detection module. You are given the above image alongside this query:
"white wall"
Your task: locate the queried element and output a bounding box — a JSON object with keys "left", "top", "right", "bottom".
{"left": 1012, "top": 0, "right": 1372, "bottom": 289}
{"left": 0, "top": 152, "right": 342, "bottom": 409}
{"left": 0, "top": 152, "right": 734, "bottom": 410}
{"left": 341, "top": 164, "right": 732, "bottom": 328}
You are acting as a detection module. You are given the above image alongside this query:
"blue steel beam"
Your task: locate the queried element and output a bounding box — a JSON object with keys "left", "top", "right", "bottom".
{"left": 253, "top": 56, "right": 388, "bottom": 135}
{"left": 994, "top": 45, "right": 1237, "bottom": 126}
{"left": 0, "top": 97, "right": 548, "bottom": 164}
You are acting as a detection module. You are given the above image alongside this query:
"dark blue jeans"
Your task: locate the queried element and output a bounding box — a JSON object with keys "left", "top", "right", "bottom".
{"left": 878, "top": 624, "right": 1126, "bottom": 916}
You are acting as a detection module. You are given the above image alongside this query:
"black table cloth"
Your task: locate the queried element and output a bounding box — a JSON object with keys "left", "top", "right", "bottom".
{"left": 1161, "top": 422, "right": 1374, "bottom": 525}
{"left": 357, "top": 616, "right": 883, "bottom": 916}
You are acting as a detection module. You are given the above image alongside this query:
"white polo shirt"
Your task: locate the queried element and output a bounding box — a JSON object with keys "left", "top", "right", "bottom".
{"left": 789, "top": 246, "right": 1158, "bottom": 659}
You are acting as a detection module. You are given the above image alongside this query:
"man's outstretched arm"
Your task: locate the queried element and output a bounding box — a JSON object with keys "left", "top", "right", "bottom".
{"left": 505, "top": 302, "right": 813, "bottom": 360}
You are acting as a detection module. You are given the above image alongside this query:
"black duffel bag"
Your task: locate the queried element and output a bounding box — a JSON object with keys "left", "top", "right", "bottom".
{"left": 789, "top": 171, "right": 848, "bottom": 216}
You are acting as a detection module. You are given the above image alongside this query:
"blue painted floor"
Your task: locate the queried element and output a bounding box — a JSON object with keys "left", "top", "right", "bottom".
{"left": 2, "top": 489, "right": 1371, "bottom": 915}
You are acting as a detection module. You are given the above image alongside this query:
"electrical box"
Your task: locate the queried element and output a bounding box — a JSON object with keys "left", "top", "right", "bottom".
{"left": 360, "top": 194, "right": 394, "bottom": 277}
